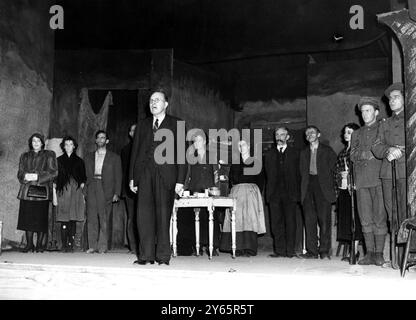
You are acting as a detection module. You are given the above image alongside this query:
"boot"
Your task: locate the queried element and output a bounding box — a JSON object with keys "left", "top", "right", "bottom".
{"left": 374, "top": 252, "right": 385, "bottom": 266}
{"left": 363, "top": 232, "right": 375, "bottom": 252}
{"left": 358, "top": 251, "right": 375, "bottom": 265}
{"left": 341, "top": 243, "right": 350, "bottom": 262}
{"left": 374, "top": 234, "right": 386, "bottom": 266}
{"left": 358, "top": 232, "right": 376, "bottom": 265}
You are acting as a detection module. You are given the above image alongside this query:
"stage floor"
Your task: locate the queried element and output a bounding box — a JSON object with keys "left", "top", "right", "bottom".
{"left": 0, "top": 249, "right": 414, "bottom": 300}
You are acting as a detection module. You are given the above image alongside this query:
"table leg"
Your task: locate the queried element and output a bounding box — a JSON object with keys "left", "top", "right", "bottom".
{"left": 208, "top": 207, "right": 214, "bottom": 260}
{"left": 172, "top": 207, "right": 178, "bottom": 257}
{"left": 230, "top": 208, "right": 236, "bottom": 259}
{"left": 194, "top": 208, "right": 200, "bottom": 257}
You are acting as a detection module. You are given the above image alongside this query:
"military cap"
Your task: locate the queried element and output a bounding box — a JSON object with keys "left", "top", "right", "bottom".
{"left": 384, "top": 82, "right": 403, "bottom": 97}
{"left": 358, "top": 96, "right": 380, "bottom": 111}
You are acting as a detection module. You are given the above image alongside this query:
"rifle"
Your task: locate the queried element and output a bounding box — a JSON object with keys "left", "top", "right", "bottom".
{"left": 348, "top": 160, "right": 357, "bottom": 265}
{"left": 391, "top": 159, "right": 400, "bottom": 269}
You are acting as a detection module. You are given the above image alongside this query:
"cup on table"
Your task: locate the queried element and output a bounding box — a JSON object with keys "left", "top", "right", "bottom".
{"left": 183, "top": 190, "right": 190, "bottom": 197}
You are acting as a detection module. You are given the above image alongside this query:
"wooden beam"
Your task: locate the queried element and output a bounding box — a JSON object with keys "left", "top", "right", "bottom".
{"left": 409, "top": 0, "right": 416, "bottom": 22}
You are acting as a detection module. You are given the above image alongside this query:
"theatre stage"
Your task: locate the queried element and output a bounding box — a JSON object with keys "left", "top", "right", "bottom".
{"left": 0, "top": 249, "right": 414, "bottom": 300}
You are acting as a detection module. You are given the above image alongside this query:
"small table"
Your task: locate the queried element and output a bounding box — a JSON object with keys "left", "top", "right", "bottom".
{"left": 171, "top": 196, "right": 236, "bottom": 259}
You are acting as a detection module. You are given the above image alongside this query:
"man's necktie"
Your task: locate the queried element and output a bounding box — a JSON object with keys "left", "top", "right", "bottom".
{"left": 153, "top": 119, "right": 159, "bottom": 132}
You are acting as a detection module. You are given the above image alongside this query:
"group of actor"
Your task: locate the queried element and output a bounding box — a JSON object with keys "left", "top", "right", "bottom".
{"left": 16, "top": 82, "right": 406, "bottom": 268}
{"left": 17, "top": 130, "right": 123, "bottom": 254}
{"left": 265, "top": 82, "right": 406, "bottom": 267}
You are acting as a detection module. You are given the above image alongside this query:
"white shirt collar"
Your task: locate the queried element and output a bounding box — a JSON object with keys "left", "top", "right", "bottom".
{"left": 153, "top": 113, "right": 166, "bottom": 127}
{"left": 95, "top": 148, "right": 106, "bottom": 155}
{"left": 277, "top": 144, "right": 287, "bottom": 152}
{"left": 310, "top": 142, "right": 319, "bottom": 151}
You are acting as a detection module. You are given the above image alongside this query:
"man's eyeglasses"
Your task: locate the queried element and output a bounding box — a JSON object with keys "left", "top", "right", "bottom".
{"left": 150, "top": 98, "right": 165, "bottom": 104}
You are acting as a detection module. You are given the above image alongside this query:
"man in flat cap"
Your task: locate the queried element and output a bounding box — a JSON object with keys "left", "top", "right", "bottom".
{"left": 350, "top": 97, "right": 387, "bottom": 266}
{"left": 372, "top": 83, "right": 406, "bottom": 267}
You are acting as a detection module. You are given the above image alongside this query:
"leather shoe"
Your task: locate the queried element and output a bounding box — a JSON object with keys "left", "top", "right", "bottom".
{"left": 235, "top": 250, "right": 245, "bottom": 257}
{"left": 133, "top": 259, "right": 154, "bottom": 265}
{"left": 268, "top": 253, "right": 285, "bottom": 258}
{"left": 320, "top": 253, "right": 331, "bottom": 260}
{"left": 300, "top": 252, "right": 319, "bottom": 259}
{"left": 158, "top": 261, "right": 170, "bottom": 266}
{"left": 21, "top": 245, "right": 35, "bottom": 253}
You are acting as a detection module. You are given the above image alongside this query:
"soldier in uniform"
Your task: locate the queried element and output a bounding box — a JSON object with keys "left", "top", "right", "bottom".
{"left": 350, "top": 97, "right": 387, "bottom": 266}
{"left": 372, "top": 83, "right": 406, "bottom": 259}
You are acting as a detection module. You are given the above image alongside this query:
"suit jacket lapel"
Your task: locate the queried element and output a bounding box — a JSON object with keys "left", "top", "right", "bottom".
{"left": 158, "top": 114, "right": 170, "bottom": 130}
{"left": 88, "top": 152, "right": 95, "bottom": 178}
{"left": 305, "top": 147, "right": 311, "bottom": 173}
{"left": 283, "top": 146, "right": 290, "bottom": 169}
{"left": 270, "top": 148, "right": 277, "bottom": 162}
{"left": 144, "top": 117, "right": 153, "bottom": 140}
{"left": 316, "top": 144, "right": 323, "bottom": 173}
{"left": 102, "top": 151, "right": 109, "bottom": 176}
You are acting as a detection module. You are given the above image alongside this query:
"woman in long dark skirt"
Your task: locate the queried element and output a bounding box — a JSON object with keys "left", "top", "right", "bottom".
{"left": 334, "top": 123, "right": 364, "bottom": 261}
{"left": 17, "top": 133, "right": 58, "bottom": 252}
{"left": 220, "top": 139, "right": 266, "bottom": 257}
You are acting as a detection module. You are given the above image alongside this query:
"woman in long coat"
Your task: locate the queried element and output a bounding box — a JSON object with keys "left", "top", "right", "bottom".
{"left": 55, "top": 136, "right": 87, "bottom": 252}
{"left": 17, "top": 133, "right": 58, "bottom": 252}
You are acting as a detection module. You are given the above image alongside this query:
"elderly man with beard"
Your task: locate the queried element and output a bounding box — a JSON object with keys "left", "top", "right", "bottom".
{"left": 265, "top": 127, "right": 301, "bottom": 258}
{"left": 299, "top": 125, "right": 337, "bottom": 260}
{"left": 350, "top": 97, "right": 386, "bottom": 266}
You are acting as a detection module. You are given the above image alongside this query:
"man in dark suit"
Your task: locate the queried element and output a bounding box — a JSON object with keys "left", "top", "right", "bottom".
{"left": 300, "top": 125, "right": 337, "bottom": 259}
{"left": 85, "top": 130, "right": 122, "bottom": 254}
{"left": 120, "top": 123, "right": 137, "bottom": 254}
{"left": 265, "top": 127, "right": 301, "bottom": 258}
{"left": 129, "top": 89, "right": 187, "bottom": 266}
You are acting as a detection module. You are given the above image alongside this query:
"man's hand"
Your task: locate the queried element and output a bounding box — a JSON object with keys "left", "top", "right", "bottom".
{"left": 386, "top": 147, "right": 402, "bottom": 162}
{"left": 24, "top": 173, "right": 38, "bottom": 182}
{"left": 175, "top": 183, "right": 184, "bottom": 197}
{"left": 112, "top": 194, "right": 120, "bottom": 203}
{"left": 129, "top": 180, "right": 138, "bottom": 193}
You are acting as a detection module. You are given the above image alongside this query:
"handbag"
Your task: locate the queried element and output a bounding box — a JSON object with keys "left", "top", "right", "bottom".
{"left": 27, "top": 185, "right": 48, "bottom": 199}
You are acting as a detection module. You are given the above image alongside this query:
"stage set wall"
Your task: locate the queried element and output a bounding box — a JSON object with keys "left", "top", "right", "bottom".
{"left": 0, "top": 0, "right": 54, "bottom": 243}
